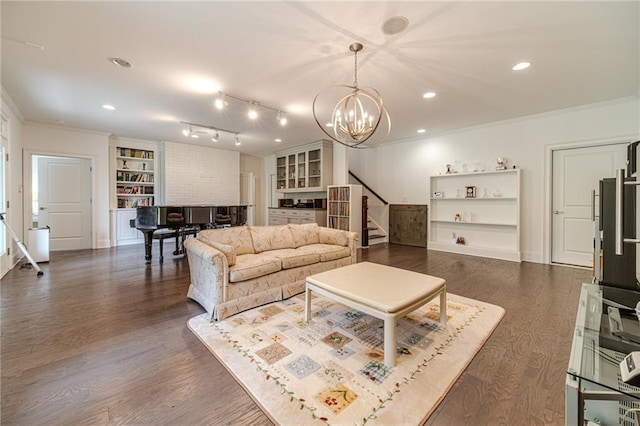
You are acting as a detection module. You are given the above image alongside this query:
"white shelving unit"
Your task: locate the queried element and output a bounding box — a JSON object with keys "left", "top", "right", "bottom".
{"left": 327, "top": 184, "right": 363, "bottom": 246}
{"left": 115, "top": 147, "right": 155, "bottom": 209}
{"left": 428, "top": 169, "right": 521, "bottom": 261}
{"left": 109, "top": 143, "right": 158, "bottom": 246}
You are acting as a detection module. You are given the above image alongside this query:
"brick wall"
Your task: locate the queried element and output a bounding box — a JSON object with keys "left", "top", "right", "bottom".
{"left": 164, "top": 141, "right": 240, "bottom": 205}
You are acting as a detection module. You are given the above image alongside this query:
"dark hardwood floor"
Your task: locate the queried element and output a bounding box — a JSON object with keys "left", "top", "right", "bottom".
{"left": 1, "top": 242, "right": 589, "bottom": 425}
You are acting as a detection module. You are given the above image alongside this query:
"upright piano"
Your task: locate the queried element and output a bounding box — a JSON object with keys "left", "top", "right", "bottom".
{"left": 135, "top": 205, "right": 248, "bottom": 264}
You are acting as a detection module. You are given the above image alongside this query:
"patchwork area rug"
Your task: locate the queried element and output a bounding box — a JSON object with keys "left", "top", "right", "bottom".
{"left": 187, "top": 292, "right": 505, "bottom": 425}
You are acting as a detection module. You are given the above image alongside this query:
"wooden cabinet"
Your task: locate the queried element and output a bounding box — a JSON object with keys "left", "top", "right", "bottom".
{"left": 428, "top": 169, "right": 521, "bottom": 261}
{"left": 389, "top": 204, "right": 428, "bottom": 247}
{"left": 268, "top": 208, "right": 327, "bottom": 226}
{"left": 327, "top": 185, "right": 362, "bottom": 245}
{"left": 110, "top": 208, "right": 144, "bottom": 246}
{"left": 114, "top": 147, "right": 156, "bottom": 209}
{"left": 275, "top": 140, "right": 333, "bottom": 192}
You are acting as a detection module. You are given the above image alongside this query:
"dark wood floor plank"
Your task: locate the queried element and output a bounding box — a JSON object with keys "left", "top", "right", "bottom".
{"left": 1, "top": 242, "right": 588, "bottom": 425}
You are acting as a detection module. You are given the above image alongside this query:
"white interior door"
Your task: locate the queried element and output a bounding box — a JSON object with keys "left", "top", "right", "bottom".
{"left": 0, "top": 134, "right": 7, "bottom": 277}
{"left": 240, "top": 172, "right": 255, "bottom": 225}
{"left": 37, "top": 156, "right": 92, "bottom": 250}
{"left": 552, "top": 144, "right": 627, "bottom": 266}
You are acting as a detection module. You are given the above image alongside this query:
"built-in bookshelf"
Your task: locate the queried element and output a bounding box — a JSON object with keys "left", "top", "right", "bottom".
{"left": 428, "top": 169, "right": 521, "bottom": 261}
{"left": 327, "top": 184, "right": 363, "bottom": 245}
{"left": 115, "top": 147, "right": 155, "bottom": 209}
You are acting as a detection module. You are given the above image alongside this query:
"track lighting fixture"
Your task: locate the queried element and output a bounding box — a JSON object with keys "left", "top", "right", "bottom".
{"left": 181, "top": 121, "right": 239, "bottom": 145}
{"left": 215, "top": 92, "right": 288, "bottom": 126}
{"left": 235, "top": 135, "right": 241, "bottom": 146}
{"left": 182, "top": 124, "right": 199, "bottom": 138}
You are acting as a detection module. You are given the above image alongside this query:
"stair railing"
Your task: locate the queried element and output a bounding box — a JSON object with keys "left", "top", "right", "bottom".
{"left": 361, "top": 195, "right": 369, "bottom": 247}
{"left": 349, "top": 171, "right": 388, "bottom": 205}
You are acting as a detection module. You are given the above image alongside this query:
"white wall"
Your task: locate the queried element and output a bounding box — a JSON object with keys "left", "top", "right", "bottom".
{"left": 22, "top": 123, "right": 111, "bottom": 248}
{"left": 1, "top": 90, "right": 25, "bottom": 270}
{"left": 349, "top": 97, "right": 640, "bottom": 263}
{"left": 163, "top": 141, "right": 239, "bottom": 205}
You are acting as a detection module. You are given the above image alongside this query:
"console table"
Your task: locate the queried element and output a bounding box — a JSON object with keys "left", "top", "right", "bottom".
{"left": 566, "top": 284, "right": 640, "bottom": 425}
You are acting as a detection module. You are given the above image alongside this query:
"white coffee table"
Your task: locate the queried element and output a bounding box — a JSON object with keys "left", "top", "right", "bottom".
{"left": 304, "top": 262, "right": 447, "bottom": 368}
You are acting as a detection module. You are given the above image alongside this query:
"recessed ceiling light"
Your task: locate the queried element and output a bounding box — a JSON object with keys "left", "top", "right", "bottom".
{"left": 275, "top": 138, "right": 282, "bottom": 143}
{"left": 417, "top": 129, "right": 426, "bottom": 133}
{"left": 102, "top": 104, "right": 115, "bottom": 110}
{"left": 381, "top": 16, "right": 409, "bottom": 35}
{"left": 190, "top": 134, "right": 199, "bottom": 139}
{"left": 512, "top": 62, "right": 531, "bottom": 71}
{"left": 108, "top": 57, "right": 133, "bottom": 68}
{"left": 423, "top": 92, "right": 436, "bottom": 99}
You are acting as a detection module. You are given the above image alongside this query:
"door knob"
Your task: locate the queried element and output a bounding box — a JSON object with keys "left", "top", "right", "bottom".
{"left": 553, "top": 210, "right": 564, "bottom": 215}
{"left": 39, "top": 207, "right": 47, "bottom": 210}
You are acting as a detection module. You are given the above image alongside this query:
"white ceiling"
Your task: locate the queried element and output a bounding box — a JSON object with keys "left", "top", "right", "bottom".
{"left": 1, "top": 1, "right": 638, "bottom": 157}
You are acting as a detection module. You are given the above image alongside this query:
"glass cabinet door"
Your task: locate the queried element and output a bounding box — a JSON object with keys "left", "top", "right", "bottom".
{"left": 276, "top": 156, "right": 286, "bottom": 190}
{"left": 308, "top": 148, "right": 321, "bottom": 188}
{"left": 297, "top": 152, "right": 306, "bottom": 189}
{"left": 287, "top": 154, "right": 296, "bottom": 189}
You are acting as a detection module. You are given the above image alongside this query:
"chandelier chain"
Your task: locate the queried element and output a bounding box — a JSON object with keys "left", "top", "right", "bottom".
{"left": 353, "top": 50, "right": 358, "bottom": 88}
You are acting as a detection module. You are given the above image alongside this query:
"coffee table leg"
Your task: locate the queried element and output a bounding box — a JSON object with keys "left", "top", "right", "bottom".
{"left": 384, "top": 316, "right": 396, "bottom": 368}
{"left": 304, "top": 285, "right": 312, "bottom": 322}
{"left": 439, "top": 288, "right": 447, "bottom": 326}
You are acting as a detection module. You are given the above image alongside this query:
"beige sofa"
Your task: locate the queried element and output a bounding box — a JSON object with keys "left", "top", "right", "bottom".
{"left": 184, "top": 223, "right": 358, "bottom": 320}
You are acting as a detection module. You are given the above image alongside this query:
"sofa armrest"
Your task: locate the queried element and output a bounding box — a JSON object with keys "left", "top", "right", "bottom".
{"left": 184, "top": 238, "right": 230, "bottom": 319}
{"left": 204, "top": 240, "right": 236, "bottom": 266}
{"left": 319, "top": 227, "right": 359, "bottom": 263}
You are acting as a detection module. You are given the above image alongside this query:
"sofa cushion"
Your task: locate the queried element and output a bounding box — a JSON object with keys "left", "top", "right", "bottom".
{"left": 229, "top": 253, "right": 281, "bottom": 283}
{"left": 296, "top": 244, "right": 352, "bottom": 262}
{"left": 288, "top": 223, "right": 320, "bottom": 247}
{"left": 199, "top": 227, "right": 255, "bottom": 255}
{"left": 269, "top": 248, "right": 321, "bottom": 269}
{"left": 249, "top": 225, "right": 295, "bottom": 253}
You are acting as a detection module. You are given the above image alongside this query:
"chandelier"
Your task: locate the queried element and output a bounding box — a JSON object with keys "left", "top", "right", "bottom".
{"left": 313, "top": 43, "right": 391, "bottom": 148}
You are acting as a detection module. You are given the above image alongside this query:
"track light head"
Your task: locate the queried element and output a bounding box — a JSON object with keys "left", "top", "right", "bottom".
{"left": 235, "top": 134, "right": 241, "bottom": 146}
{"left": 214, "top": 93, "right": 227, "bottom": 110}
{"left": 211, "top": 130, "right": 219, "bottom": 142}
{"left": 277, "top": 111, "right": 287, "bottom": 126}
{"left": 248, "top": 102, "right": 258, "bottom": 120}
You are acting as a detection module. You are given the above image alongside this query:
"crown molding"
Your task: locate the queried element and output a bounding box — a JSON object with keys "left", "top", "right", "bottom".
{"left": 1, "top": 86, "right": 25, "bottom": 122}
{"left": 24, "top": 120, "right": 112, "bottom": 137}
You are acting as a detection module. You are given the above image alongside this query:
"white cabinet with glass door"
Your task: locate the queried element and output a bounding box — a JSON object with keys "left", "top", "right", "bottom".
{"left": 275, "top": 140, "right": 333, "bottom": 192}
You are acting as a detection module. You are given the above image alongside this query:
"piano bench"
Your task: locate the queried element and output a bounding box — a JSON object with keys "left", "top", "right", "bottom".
{"left": 152, "top": 228, "right": 198, "bottom": 263}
